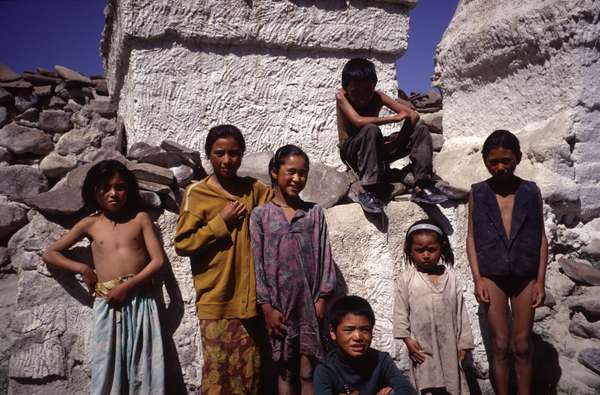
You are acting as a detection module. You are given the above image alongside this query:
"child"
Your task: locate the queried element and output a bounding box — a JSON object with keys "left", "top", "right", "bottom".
{"left": 466, "top": 130, "right": 548, "bottom": 395}
{"left": 336, "top": 58, "right": 447, "bottom": 213}
{"left": 314, "top": 295, "right": 416, "bottom": 395}
{"left": 250, "top": 144, "right": 336, "bottom": 394}
{"left": 394, "top": 219, "right": 474, "bottom": 394}
{"left": 42, "top": 159, "right": 166, "bottom": 395}
{"left": 174, "top": 124, "right": 272, "bottom": 394}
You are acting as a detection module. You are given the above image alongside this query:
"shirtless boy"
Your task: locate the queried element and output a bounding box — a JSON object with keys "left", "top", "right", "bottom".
{"left": 336, "top": 58, "right": 447, "bottom": 212}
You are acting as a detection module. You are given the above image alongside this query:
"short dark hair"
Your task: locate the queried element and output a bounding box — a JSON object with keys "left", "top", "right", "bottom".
{"left": 341, "top": 58, "right": 378, "bottom": 89}
{"left": 329, "top": 295, "right": 375, "bottom": 330}
{"left": 482, "top": 129, "right": 522, "bottom": 159}
{"left": 204, "top": 124, "right": 246, "bottom": 157}
{"left": 268, "top": 144, "right": 310, "bottom": 186}
{"left": 404, "top": 219, "right": 454, "bottom": 266}
{"left": 81, "top": 159, "right": 141, "bottom": 211}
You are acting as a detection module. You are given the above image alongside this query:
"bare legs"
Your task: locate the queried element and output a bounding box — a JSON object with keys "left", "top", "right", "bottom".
{"left": 483, "top": 278, "right": 535, "bottom": 395}
{"left": 277, "top": 354, "right": 314, "bottom": 395}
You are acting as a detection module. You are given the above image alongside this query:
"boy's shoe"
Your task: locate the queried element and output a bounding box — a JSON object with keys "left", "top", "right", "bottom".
{"left": 411, "top": 184, "right": 448, "bottom": 205}
{"left": 357, "top": 191, "right": 384, "bottom": 213}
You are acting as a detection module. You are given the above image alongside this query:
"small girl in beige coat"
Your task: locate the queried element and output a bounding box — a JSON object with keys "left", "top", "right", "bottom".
{"left": 394, "top": 219, "right": 475, "bottom": 395}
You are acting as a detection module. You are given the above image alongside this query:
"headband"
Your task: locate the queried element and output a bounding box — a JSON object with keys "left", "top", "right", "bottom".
{"left": 407, "top": 223, "right": 443, "bottom": 236}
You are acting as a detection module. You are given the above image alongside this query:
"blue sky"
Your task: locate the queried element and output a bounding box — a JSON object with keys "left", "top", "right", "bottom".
{"left": 0, "top": 0, "right": 457, "bottom": 93}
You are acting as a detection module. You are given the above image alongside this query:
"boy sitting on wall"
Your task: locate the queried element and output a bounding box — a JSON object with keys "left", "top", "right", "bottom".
{"left": 313, "top": 295, "right": 416, "bottom": 395}
{"left": 336, "top": 58, "right": 447, "bottom": 213}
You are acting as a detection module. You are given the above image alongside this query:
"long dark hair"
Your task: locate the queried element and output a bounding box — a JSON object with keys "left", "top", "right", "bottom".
{"left": 82, "top": 159, "right": 141, "bottom": 211}
{"left": 482, "top": 129, "right": 522, "bottom": 160}
{"left": 403, "top": 219, "right": 454, "bottom": 266}
{"left": 268, "top": 144, "right": 310, "bottom": 187}
{"left": 204, "top": 124, "right": 246, "bottom": 156}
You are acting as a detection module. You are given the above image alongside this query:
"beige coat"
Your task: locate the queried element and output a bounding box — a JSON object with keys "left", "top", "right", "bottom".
{"left": 394, "top": 266, "right": 475, "bottom": 394}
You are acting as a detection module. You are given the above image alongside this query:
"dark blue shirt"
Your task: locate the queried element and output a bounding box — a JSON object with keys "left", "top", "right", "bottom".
{"left": 471, "top": 178, "right": 542, "bottom": 278}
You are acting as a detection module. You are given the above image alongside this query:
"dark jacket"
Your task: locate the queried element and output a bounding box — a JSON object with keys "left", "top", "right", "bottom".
{"left": 313, "top": 348, "right": 416, "bottom": 395}
{"left": 471, "top": 178, "right": 542, "bottom": 278}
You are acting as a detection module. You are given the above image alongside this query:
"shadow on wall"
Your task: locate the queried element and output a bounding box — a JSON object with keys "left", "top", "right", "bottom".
{"left": 477, "top": 306, "right": 561, "bottom": 395}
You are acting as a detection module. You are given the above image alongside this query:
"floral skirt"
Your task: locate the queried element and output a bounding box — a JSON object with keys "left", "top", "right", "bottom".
{"left": 199, "top": 318, "right": 261, "bottom": 395}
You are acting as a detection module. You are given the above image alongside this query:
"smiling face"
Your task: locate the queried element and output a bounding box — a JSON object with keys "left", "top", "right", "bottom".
{"left": 484, "top": 147, "right": 520, "bottom": 181}
{"left": 209, "top": 137, "right": 243, "bottom": 179}
{"left": 95, "top": 172, "right": 128, "bottom": 213}
{"left": 330, "top": 313, "right": 373, "bottom": 358}
{"left": 346, "top": 79, "right": 376, "bottom": 110}
{"left": 271, "top": 154, "right": 308, "bottom": 199}
{"left": 410, "top": 232, "right": 443, "bottom": 270}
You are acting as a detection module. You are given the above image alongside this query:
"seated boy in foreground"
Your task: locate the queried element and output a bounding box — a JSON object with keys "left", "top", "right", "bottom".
{"left": 313, "top": 295, "right": 416, "bottom": 395}
{"left": 336, "top": 58, "right": 447, "bottom": 212}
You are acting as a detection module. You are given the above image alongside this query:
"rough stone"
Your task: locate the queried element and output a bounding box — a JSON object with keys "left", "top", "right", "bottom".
{"left": 93, "top": 79, "right": 109, "bottom": 96}
{"left": 15, "top": 108, "right": 39, "bottom": 124}
{"left": 0, "top": 146, "right": 13, "bottom": 164}
{"left": 559, "top": 257, "right": 600, "bottom": 286}
{"left": 21, "top": 72, "right": 61, "bottom": 86}
{"left": 65, "top": 163, "right": 94, "bottom": 190}
{"left": 0, "top": 88, "right": 12, "bottom": 105}
{"left": 39, "top": 152, "right": 78, "bottom": 179}
{"left": 39, "top": 110, "right": 72, "bottom": 133}
{"left": 419, "top": 111, "right": 442, "bottom": 134}
{"left": 137, "top": 179, "right": 171, "bottom": 195}
{"left": 569, "top": 313, "right": 600, "bottom": 339}
{"left": 431, "top": 133, "right": 444, "bottom": 152}
{"left": 70, "top": 108, "right": 93, "bottom": 128}
{"left": 0, "top": 246, "right": 10, "bottom": 270}
{"left": 0, "top": 123, "right": 54, "bottom": 155}
{"left": 90, "top": 117, "right": 116, "bottom": 135}
{"left": 127, "top": 141, "right": 162, "bottom": 161}
{"left": 0, "top": 200, "right": 28, "bottom": 240}
{"left": 0, "top": 64, "right": 20, "bottom": 82}
{"left": 0, "top": 106, "right": 8, "bottom": 128}
{"left": 139, "top": 190, "right": 161, "bottom": 209}
{"left": 13, "top": 92, "right": 38, "bottom": 113}
{"left": 128, "top": 162, "right": 175, "bottom": 186}
{"left": 54, "top": 65, "right": 92, "bottom": 85}
{"left": 161, "top": 140, "right": 203, "bottom": 168}
{"left": 0, "top": 80, "right": 32, "bottom": 89}
{"left": 48, "top": 96, "right": 66, "bottom": 110}
{"left": 567, "top": 287, "right": 600, "bottom": 320}
{"left": 0, "top": 165, "right": 48, "bottom": 199}
{"left": 63, "top": 99, "right": 82, "bottom": 113}
{"left": 23, "top": 182, "right": 85, "bottom": 216}
{"left": 140, "top": 151, "right": 188, "bottom": 168}
{"left": 300, "top": 162, "right": 351, "bottom": 209}
{"left": 578, "top": 348, "right": 600, "bottom": 376}
{"left": 237, "top": 151, "right": 272, "bottom": 185}
{"left": 171, "top": 164, "right": 194, "bottom": 188}
{"left": 85, "top": 99, "right": 116, "bottom": 118}
{"left": 80, "top": 148, "right": 127, "bottom": 164}
{"left": 32, "top": 85, "right": 52, "bottom": 98}
{"left": 55, "top": 128, "right": 103, "bottom": 155}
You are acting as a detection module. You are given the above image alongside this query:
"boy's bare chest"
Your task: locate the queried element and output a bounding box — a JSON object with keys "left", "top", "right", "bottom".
{"left": 495, "top": 194, "right": 516, "bottom": 237}
{"left": 89, "top": 220, "right": 144, "bottom": 252}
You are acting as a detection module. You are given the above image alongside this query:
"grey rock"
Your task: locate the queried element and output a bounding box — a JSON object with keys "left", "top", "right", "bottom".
{"left": 39, "top": 152, "right": 78, "bottom": 179}
{"left": 140, "top": 151, "right": 188, "bottom": 168}
{"left": 36, "top": 67, "right": 58, "bottom": 77}
{"left": 569, "top": 313, "right": 600, "bottom": 339}
{"left": 129, "top": 162, "right": 175, "bottom": 186}
{"left": 0, "top": 123, "right": 54, "bottom": 155}
{"left": 419, "top": 111, "right": 443, "bottom": 134}
{"left": 431, "top": 133, "right": 445, "bottom": 152}
{"left": 533, "top": 306, "right": 552, "bottom": 322}
{"left": 114, "top": 117, "right": 127, "bottom": 154}
{"left": 0, "top": 146, "right": 14, "bottom": 163}
{"left": 93, "top": 79, "right": 109, "bottom": 96}
{"left": 0, "top": 88, "right": 12, "bottom": 105}
{"left": 85, "top": 99, "right": 116, "bottom": 118}
{"left": 434, "top": 179, "right": 470, "bottom": 201}
{"left": 70, "top": 108, "right": 93, "bottom": 128}
{"left": 0, "top": 106, "right": 9, "bottom": 128}
{"left": 54, "top": 65, "right": 92, "bottom": 85}
{"left": 39, "top": 110, "right": 72, "bottom": 133}
{"left": 140, "top": 190, "right": 161, "bottom": 209}
{"left": 0, "top": 80, "right": 32, "bottom": 89}
{"left": 63, "top": 99, "right": 82, "bottom": 113}
{"left": 559, "top": 257, "right": 600, "bottom": 286}
{"left": 48, "top": 96, "right": 67, "bottom": 110}
{"left": 171, "top": 164, "right": 194, "bottom": 187}
{"left": 24, "top": 183, "right": 84, "bottom": 216}
{"left": 65, "top": 163, "right": 95, "bottom": 190}
{"left": 0, "top": 63, "right": 20, "bottom": 82}
{"left": 32, "top": 85, "right": 52, "bottom": 98}
{"left": 0, "top": 201, "right": 28, "bottom": 240}
{"left": 22, "top": 72, "right": 61, "bottom": 86}
{"left": 7, "top": 211, "right": 64, "bottom": 264}
{"left": 161, "top": 140, "right": 203, "bottom": 169}
{"left": 0, "top": 246, "right": 8, "bottom": 269}
{"left": 90, "top": 117, "right": 116, "bottom": 135}
{"left": 161, "top": 189, "right": 181, "bottom": 212}
{"left": 128, "top": 142, "right": 163, "bottom": 161}
{"left": 55, "top": 128, "right": 103, "bottom": 155}
{"left": 0, "top": 165, "right": 48, "bottom": 199}
{"left": 66, "top": 86, "right": 94, "bottom": 104}
{"left": 14, "top": 92, "right": 38, "bottom": 113}
{"left": 578, "top": 348, "right": 600, "bottom": 375}
{"left": 15, "top": 108, "right": 38, "bottom": 123}
{"left": 301, "top": 162, "right": 351, "bottom": 208}
{"left": 100, "top": 135, "right": 118, "bottom": 151}
{"left": 80, "top": 148, "right": 126, "bottom": 164}
{"left": 567, "top": 287, "right": 600, "bottom": 319}
{"left": 543, "top": 290, "right": 557, "bottom": 308}
{"left": 54, "top": 82, "right": 70, "bottom": 100}
{"left": 138, "top": 179, "right": 171, "bottom": 195}
{"left": 237, "top": 151, "right": 272, "bottom": 185}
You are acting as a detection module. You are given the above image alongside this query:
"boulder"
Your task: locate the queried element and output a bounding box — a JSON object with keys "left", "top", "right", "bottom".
{"left": 93, "top": 79, "right": 109, "bottom": 96}
{"left": 39, "top": 110, "right": 72, "bottom": 133}
{"left": 48, "top": 96, "right": 67, "bottom": 110}
{"left": 0, "top": 106, "right": 7, "bottom": 128}
{"left": 0, "top": 123, "right": 54, "bottom": 155}
{"left": 54, "top": 65, "right": 92, "bottom": 85}
{"left": 32, "top": 85, "right": 52, "bottom": 98}
{"left": 39, "top": 152, "right": 78, "bottom": 179}
{"left": 0, "top": 146, "right": 14, "bottom": 164}
{"left": 0, "top": 165, "right": 48, "bottom": 199}
{"left": 23, "top": 182, "right": 85, "bottom": 216}
{"left": 0, "top": 246, "right": 9, "bottom": 270}
{"left": 301, "top": 162, "right": 351, "bottom": 209}
{"left": 140, "top": 190, "right": 161, "bottom": 209}
{"left": 90, "top": 117, "right": 116, "bottom": 135}
{"left": 55, "top": 128, "right": 103, "bottom": 155}
{"left": 140, "top": 151, "right": 188, "bottom": 168}
{"left": 15, "top": 108, "right": 39, "bottom": 125}
{"left": 63, "top": 99, "right": 82, "bottom": 113}
{"left": 419, "top": 111, "right": 443, "bottom": 134}
{"left": 114, "top": 117, "right": 127, "bottom": 154}
{"left": 161, "top": 139, "right": 204, "bottom": 168}
{"left": 567, "top": 288, "right": 600, "bottom": 320}
{"left": 569, "top": 313, "right": 600, "bottom": 340}
{"left": 128, "top": 162, "right": 175, "bottom": 186}
{"left": 0, "top": 64, "right": 20, "bottom": 82}
{"left": 237, "top": 151, "right": 272, "bottom": 185}
{"left": 85, "top": 99, "right": 116, "bottom": 118}
{"left": 137, "top": 180, "right": 171, "bottom": 195}
{"left": 127, "top": 141, "right": 162, "bottom": 161}
{"left": 81, "top": 148, "right": 127, "bottom": 164}
{"left": 578, "top": 348, "right": 600, "bottom": 375}
{"left": 559, "top": 257, "right": 600, "bottom": 286}
{"left": 0, "top": 199, "right": 28, "bottom": 240}
{"left": 70, "top": 108, "right": 93, "bottom": 128}
{"left": 0, "top": 80, "right": 32, "bottom": 89}
{"left": 431, "top": 133, "right": 444, "bottom": 152}
{"left": 14, "top": 92, "right": 38, "bottom": 113}
{"left": 0, "top": 88, "right": 12, "bottom": 105}
{"left": 65, "top": 163, "right": 94, "bottom": 190}
{"left": 171, "top": 164, "right": 194, "bottom": 187}
{"left": 21, "top": 72, "right": 61, "bottom": 86}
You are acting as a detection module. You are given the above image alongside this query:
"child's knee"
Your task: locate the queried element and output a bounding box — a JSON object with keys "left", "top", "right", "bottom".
{"left": 492, "top": 336, "right": 511, "bottom": 358}
{"left": 511, "top": 336, "right": 531, "bottom": 358}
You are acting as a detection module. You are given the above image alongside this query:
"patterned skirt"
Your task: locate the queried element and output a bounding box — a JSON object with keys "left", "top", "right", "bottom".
{"left": 199, "top": 318, "right": 261, "bottom": 395}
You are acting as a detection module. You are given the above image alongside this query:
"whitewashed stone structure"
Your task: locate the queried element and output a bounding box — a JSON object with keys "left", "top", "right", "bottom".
{"left": 101, "top": 0, "right": 414, "bottom": 167}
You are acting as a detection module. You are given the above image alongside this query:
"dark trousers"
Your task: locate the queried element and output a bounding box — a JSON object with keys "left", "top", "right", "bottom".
{"left": 339, "top": 121, "right": 433, "bottom": 186}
